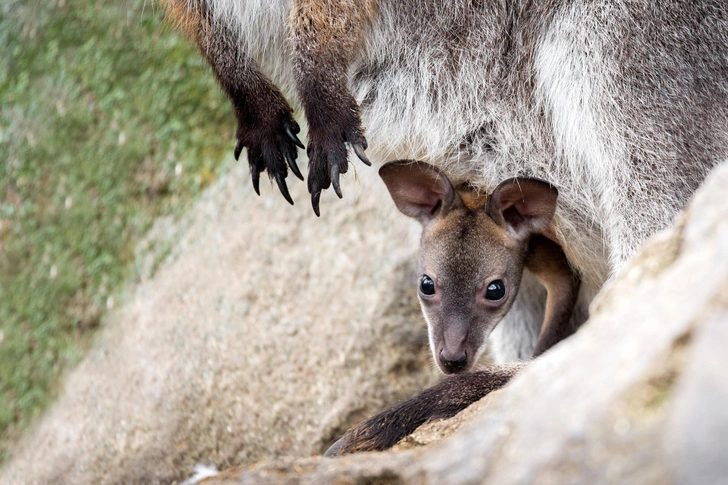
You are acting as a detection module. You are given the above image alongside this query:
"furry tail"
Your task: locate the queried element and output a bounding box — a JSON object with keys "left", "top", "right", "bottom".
{"left": 326, "top": 363, "right": 525, "bottom": 456}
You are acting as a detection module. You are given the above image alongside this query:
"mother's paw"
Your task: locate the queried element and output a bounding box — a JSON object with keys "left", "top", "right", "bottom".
{"left": 306, "top": 109, "right": 370, "bottom": 216}
{"left": 234, "top": 108, "right": 305, "bottom": 205}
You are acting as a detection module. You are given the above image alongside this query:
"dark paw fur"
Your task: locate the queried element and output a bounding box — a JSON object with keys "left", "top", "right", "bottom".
{"left": 324, "top": 405, "right": 415, "bottom": 457}
{"left": 306, "top": 114, "right": 370, "bottom": 217}
{"left": 234, "top": 110, "right": 305, "bottom": 205}
{"left": 324, "top": 368, "right": 519, "bottom": 457}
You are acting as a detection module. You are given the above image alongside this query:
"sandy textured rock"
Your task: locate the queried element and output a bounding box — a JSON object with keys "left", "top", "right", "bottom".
{"left": 0, "top": 158, "right": 440, "bottom": 485}
{"left": 4, "top": 148, "right": 727, "bottom": 485}
{"left": 199, "top": 161, "right": 728, "bottom": 485}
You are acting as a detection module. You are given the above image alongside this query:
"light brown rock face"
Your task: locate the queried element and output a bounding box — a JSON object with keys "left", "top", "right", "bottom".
{"left": 4, "top": 158, "right": 728, "bottom": 485}
{"left": 201, "top": 161, "right": 728, "bottom": 485}
{"left": 0, "top": 160, "right": 439, "bottom": 485}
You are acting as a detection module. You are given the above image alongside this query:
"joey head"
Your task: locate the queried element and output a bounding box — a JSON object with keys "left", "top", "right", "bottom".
{"left": 380, "top": 160, "right": 580, "bottom": 374}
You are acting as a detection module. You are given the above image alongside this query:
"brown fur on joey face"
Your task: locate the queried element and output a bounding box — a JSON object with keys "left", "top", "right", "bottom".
{"left": 380, "top": 160, "right": 558, "bottom": 374}
{"left": 418, "top": 209, "right": 527, "bottom": 373}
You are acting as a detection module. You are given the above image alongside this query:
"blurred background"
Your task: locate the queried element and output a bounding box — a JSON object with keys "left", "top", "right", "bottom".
{"left": 0, "top": 0, "right": 234, "bottom": 459}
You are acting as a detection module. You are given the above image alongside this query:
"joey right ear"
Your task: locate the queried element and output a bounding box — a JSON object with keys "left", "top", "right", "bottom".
{"left": 487, "top": 177, "right": 558, "bottom": 240}
{"left": 379, "top": 160, "right": 457, "bottom": 225}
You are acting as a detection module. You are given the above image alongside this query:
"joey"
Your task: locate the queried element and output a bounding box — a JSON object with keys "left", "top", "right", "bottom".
{"left": 325, "top": 160, "right": 581, "bottom": 455}
{"left": 380, "top": 160, "right": 580, "bottom": 374}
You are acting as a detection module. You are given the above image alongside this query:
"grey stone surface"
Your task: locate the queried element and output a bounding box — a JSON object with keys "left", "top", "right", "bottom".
{"left": 667, "top": 317, "right": 728, "bottom": 485}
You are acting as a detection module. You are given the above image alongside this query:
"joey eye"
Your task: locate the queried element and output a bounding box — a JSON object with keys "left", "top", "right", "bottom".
{"left": 419, "top": 275, "right": 435, "bottom": 296}
{"left": 485, "top": 280, "right": 506, "bottom": 301}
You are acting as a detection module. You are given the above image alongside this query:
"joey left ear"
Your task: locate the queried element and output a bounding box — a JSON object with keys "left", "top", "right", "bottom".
{"left": 487, "top": 178, "right": 558, "bottom": 239}
{"left": 379, "top": 160, "right": 458, "bottom": 226}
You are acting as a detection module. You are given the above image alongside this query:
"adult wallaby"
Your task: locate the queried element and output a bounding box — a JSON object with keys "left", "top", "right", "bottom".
{"left": 162, "top": 0, "right": 727, "bottom": 279}
{"left": 163, "top": 0, "right": 727, "bottom": 453}
{"left": 325, "top": 161, "right": 580, "bottom": 455}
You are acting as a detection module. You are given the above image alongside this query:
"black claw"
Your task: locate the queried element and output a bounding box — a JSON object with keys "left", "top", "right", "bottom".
{"left": 275, "top": 173, "right": 294, "bottom": 205}
{"left": 311, "top": 191, "right": 321, "bottom": 217}
{"left": 324, "top": 436, "right": 348, "bottom": 458}
{"left": 285, "top": 125, "right": 305, "bottom": 149}
{"left": 352, "top": 143, "right": 371, "bottom": 166}
{"left": 331, "top": 165, "right": 343, "bottom": 199}
{"left": 234, "top": 140, "right": 244, "bottom": 161}
{"left": 285, "top": 152, "right": 304, "bottom": 181}
{"left": 251, "top": 167, "right": 261, "bottom": 196}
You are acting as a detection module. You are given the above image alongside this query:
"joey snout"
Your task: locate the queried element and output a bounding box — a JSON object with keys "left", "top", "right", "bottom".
{"left": 440, "top": 322, "right": 469, "bottom": 373}
{"left": 431, "top": 315, "right": 488, "bottom": 374}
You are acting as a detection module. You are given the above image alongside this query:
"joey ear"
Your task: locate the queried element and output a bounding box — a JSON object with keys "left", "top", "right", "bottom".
{"left": 487, "top": 178, "right": 558, "bottom": 239}
{"left": 379, "top": 160, "right": 458, "bottom": 225}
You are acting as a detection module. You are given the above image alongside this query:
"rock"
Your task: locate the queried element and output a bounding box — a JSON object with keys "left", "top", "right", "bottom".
{"left": 198, "top": 161, "right": 728, "bottom": 484}
{"left": 4, "top": 150, "right": 727, "bottom": 484}
{"left": 0, "top": 159, "right": 439, "bottom": 485}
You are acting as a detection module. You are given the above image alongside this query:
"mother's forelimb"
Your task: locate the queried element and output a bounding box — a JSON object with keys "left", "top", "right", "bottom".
{"left": 164, "top": 0, "right": 304, "bottom": 203}
{"left": 291, "top": 0, "right": 376, "bottom": 215}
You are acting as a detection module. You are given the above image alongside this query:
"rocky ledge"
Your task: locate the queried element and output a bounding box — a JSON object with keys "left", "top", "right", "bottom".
{"left": 2, "top": 161, "right": 727, "bottom": 485}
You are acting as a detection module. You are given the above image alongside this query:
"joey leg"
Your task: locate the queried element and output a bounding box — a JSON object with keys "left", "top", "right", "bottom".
{"left": 525, "top": 235, "right": 581, "bottom": 358}
{"left": 325, "top": 365, "right": 523, "bottom": 456}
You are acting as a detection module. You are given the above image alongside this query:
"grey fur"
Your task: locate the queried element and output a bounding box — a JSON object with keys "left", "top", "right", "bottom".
{"left": 180, "top": 0, "right": 727, "bottom": 362}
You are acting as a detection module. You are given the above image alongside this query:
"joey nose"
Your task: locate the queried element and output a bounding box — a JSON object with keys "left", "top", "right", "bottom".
{"left": 439, "top": 349, "right": 468, "bottom": 374}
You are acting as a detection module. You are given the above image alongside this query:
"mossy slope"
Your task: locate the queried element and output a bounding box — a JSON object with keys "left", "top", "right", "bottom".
{"left": 0, "top": 0, "right": 233, "bottom": 456}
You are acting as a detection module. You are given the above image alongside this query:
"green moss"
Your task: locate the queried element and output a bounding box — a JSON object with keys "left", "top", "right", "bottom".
{"left": 0, "top": 0, "right": 234, "bottom": 457}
